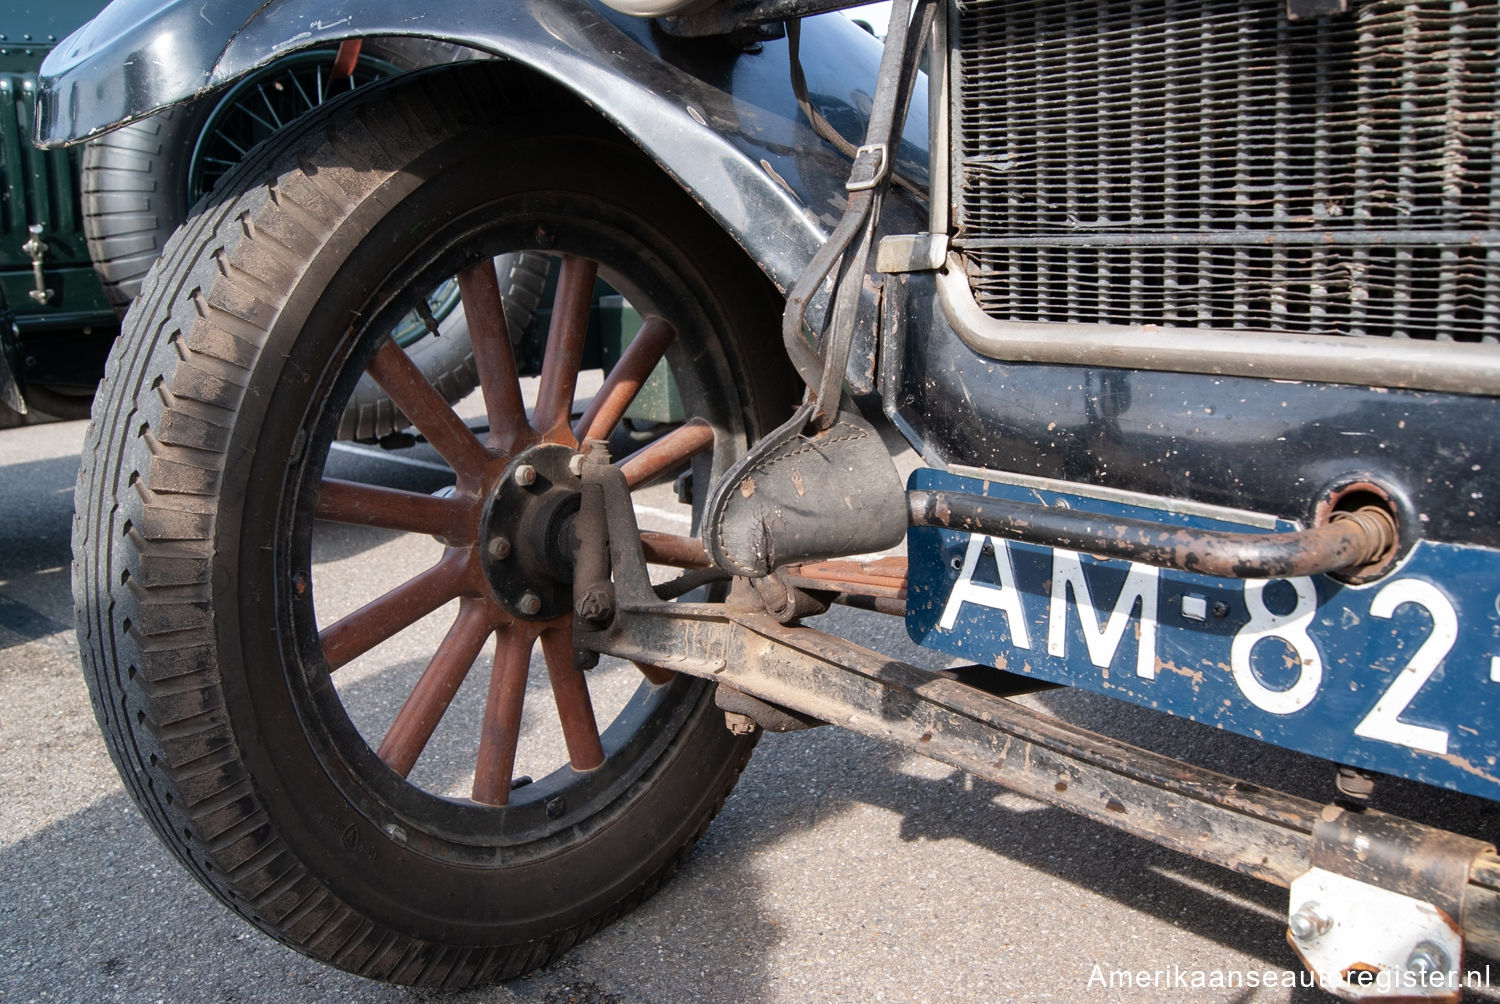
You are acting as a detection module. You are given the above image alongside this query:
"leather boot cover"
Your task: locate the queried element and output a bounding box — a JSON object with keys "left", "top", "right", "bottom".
{"left": 705, "top": 400, "right": 907, "bottom": 577}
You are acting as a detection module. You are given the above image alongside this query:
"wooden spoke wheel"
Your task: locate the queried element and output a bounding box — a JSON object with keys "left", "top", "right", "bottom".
{"left": 72, "top": 63, "right": 790, "bottom": 988}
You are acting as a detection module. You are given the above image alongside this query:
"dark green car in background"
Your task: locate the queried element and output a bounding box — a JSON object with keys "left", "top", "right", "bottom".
{"left": 0, "top": 0, "right": 119, "bottom": 422}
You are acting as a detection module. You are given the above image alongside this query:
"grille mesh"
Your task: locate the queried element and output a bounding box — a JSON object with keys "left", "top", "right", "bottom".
{"left": 954, "top": 0, "right": 1500, "bottom": 341}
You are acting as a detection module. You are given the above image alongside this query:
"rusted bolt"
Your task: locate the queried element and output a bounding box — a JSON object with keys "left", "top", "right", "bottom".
{"left": 1407, "top": 941, "right": 1450, "bottom": 977}
{"left": 517, "top": 592, "right": 542, "bottom": 616}
{"left": 488, "top": 536, "right": 512, "bottom": 561}
{"left": 576, "top": 588, "right": 615, "bottom": 630}
{"left": 513, "top": 464, "right": 537, "bottom": 488}
{"left": 545, "top": 795, "right": 566, "bottom": 819}
{"left": 1288, "top": 902, "right": 1333, "bottom": 941}
{"left": 1335, "top": 765, "right": 1375, "bottom": 803}
{"left": 724, "top": 712, "right": 759, "bottom": 736}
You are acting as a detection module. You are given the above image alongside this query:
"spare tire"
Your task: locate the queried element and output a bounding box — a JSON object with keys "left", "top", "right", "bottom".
{"left": 80, "top": 40, "right": 548, "bottom": 441}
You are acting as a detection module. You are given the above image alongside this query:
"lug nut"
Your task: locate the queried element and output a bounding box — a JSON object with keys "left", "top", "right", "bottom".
{"left": 1288, "top": 902, "right": 1333, "bottom": 942}
{"left": 517, "top": 592, "right": 542, "bottom": 616}
{"left": 1407, "top": 941, "right": 1451, "bottom": 977}
{"left": 513, "top": 464, "right": 537, "bottom": 487}
{"left": 487, "top": 536, "right": 512, "bottom": 561}
{"left": 568, "top": 453, "right": 585, "bottom": 478}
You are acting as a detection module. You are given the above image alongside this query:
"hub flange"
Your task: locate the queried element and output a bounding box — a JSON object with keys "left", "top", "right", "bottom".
{"left": 480, "top": 444, "right": 583, "bottom": 620}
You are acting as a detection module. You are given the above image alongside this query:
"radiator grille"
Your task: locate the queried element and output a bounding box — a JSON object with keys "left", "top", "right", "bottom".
{"left": 954, "top": 0, "right": 1500, "bottom": 341}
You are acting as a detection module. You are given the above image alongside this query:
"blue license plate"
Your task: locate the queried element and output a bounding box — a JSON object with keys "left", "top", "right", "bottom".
{"left": 905, "top": 468, "right": 1500, "bottom": 801}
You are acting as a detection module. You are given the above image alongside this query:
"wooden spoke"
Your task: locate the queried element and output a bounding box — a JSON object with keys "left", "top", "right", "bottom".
{"left": 539, "top": 623, "right": 605, "bottom": 772}
{"left": 376, "top": 599, "right": 496, "bottom": 777}
{"left": 619, "top": 418, "right": 714, "bottom": 489}
{"left": 532, "top": 255, "right": 598, "bottom": 443}
{"left": 634, "top": 663, "right": 676, "bottom": 686}
{"left": 316, "top": 478, "right": 473, "bottom": 542}
{"left": 330, "top": 39, "right": 363, "bottom": 81}
{"left": 640, "top": 531, "right": 712, "bottom": 569}
{"left": 472, "top": 625, "right": 538, "bottom": 805}
{"left": 365, "top": 338, "right": 492, "bottom": 478}
{"left": 457, "top": 261, "right": 530, "bottom": 452}
{"left": 573, "top": 316, "right": 677, "bottom": 445}
{"left": 319, "top": 552, "right": 470, "bottom": 671}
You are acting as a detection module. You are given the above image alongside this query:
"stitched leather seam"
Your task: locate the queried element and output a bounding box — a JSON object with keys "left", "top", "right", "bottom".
{"left": 711, "top": 422, "right": 869, "bottom": 576}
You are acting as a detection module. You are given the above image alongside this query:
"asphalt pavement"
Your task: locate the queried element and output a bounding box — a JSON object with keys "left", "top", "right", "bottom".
{"left": 6, "top": 410, "right": 1500, "bottom": 1004}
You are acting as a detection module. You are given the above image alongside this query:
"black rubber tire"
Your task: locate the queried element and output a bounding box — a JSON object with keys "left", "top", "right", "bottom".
{"left": 72, "top": 63, "right": 790, "bottom": 988}
{"left": 79, "top": 39, "right": 546, "bottom": 442}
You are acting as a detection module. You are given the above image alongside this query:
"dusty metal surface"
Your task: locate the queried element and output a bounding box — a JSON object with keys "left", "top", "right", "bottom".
{"left": 1288, "top": 868, "right": 1465, "bottom": 1001}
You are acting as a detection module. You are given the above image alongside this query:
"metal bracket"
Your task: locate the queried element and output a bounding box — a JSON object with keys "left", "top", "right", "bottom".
{"left": 876, "top": 233, "right": 949, "bottom": 274}
{"left": 20, "top": 225, "right": 53, "bottom": 306}
{"left": 1286, "top": 807, "right": 1494, "bottom": 1001}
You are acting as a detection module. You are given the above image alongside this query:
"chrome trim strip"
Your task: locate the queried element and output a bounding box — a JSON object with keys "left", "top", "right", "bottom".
{"left": 937, "top": 255, "right": 1500, "bottom": 395}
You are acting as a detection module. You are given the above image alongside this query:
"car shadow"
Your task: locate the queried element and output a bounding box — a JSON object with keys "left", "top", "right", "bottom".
{"left": 9, "top": 683, "right": 1500, "bottom": 1002}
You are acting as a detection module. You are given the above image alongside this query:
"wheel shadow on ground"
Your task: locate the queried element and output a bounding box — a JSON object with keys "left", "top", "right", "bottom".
{"left": 0, "top": 783, "right": 783, "bottom": 1004}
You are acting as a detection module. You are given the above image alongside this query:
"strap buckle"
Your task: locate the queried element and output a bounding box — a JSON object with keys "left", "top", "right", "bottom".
{"left": 845, "top": 144, "right": 888, "bottom": 192}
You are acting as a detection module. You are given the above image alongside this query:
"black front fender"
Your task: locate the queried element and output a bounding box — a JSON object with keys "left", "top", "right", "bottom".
{"left": 38, "top": 0, "right": 927, "bottom": 293}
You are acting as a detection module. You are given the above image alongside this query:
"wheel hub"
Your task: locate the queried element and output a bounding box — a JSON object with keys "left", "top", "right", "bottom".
{"left": 480, "top": 444, "right": 583, "bottom": 620}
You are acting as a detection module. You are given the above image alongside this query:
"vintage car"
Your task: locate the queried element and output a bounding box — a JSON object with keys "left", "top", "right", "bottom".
{"left": 35, "top": 0, "right": 1500, "bottom": 1000}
